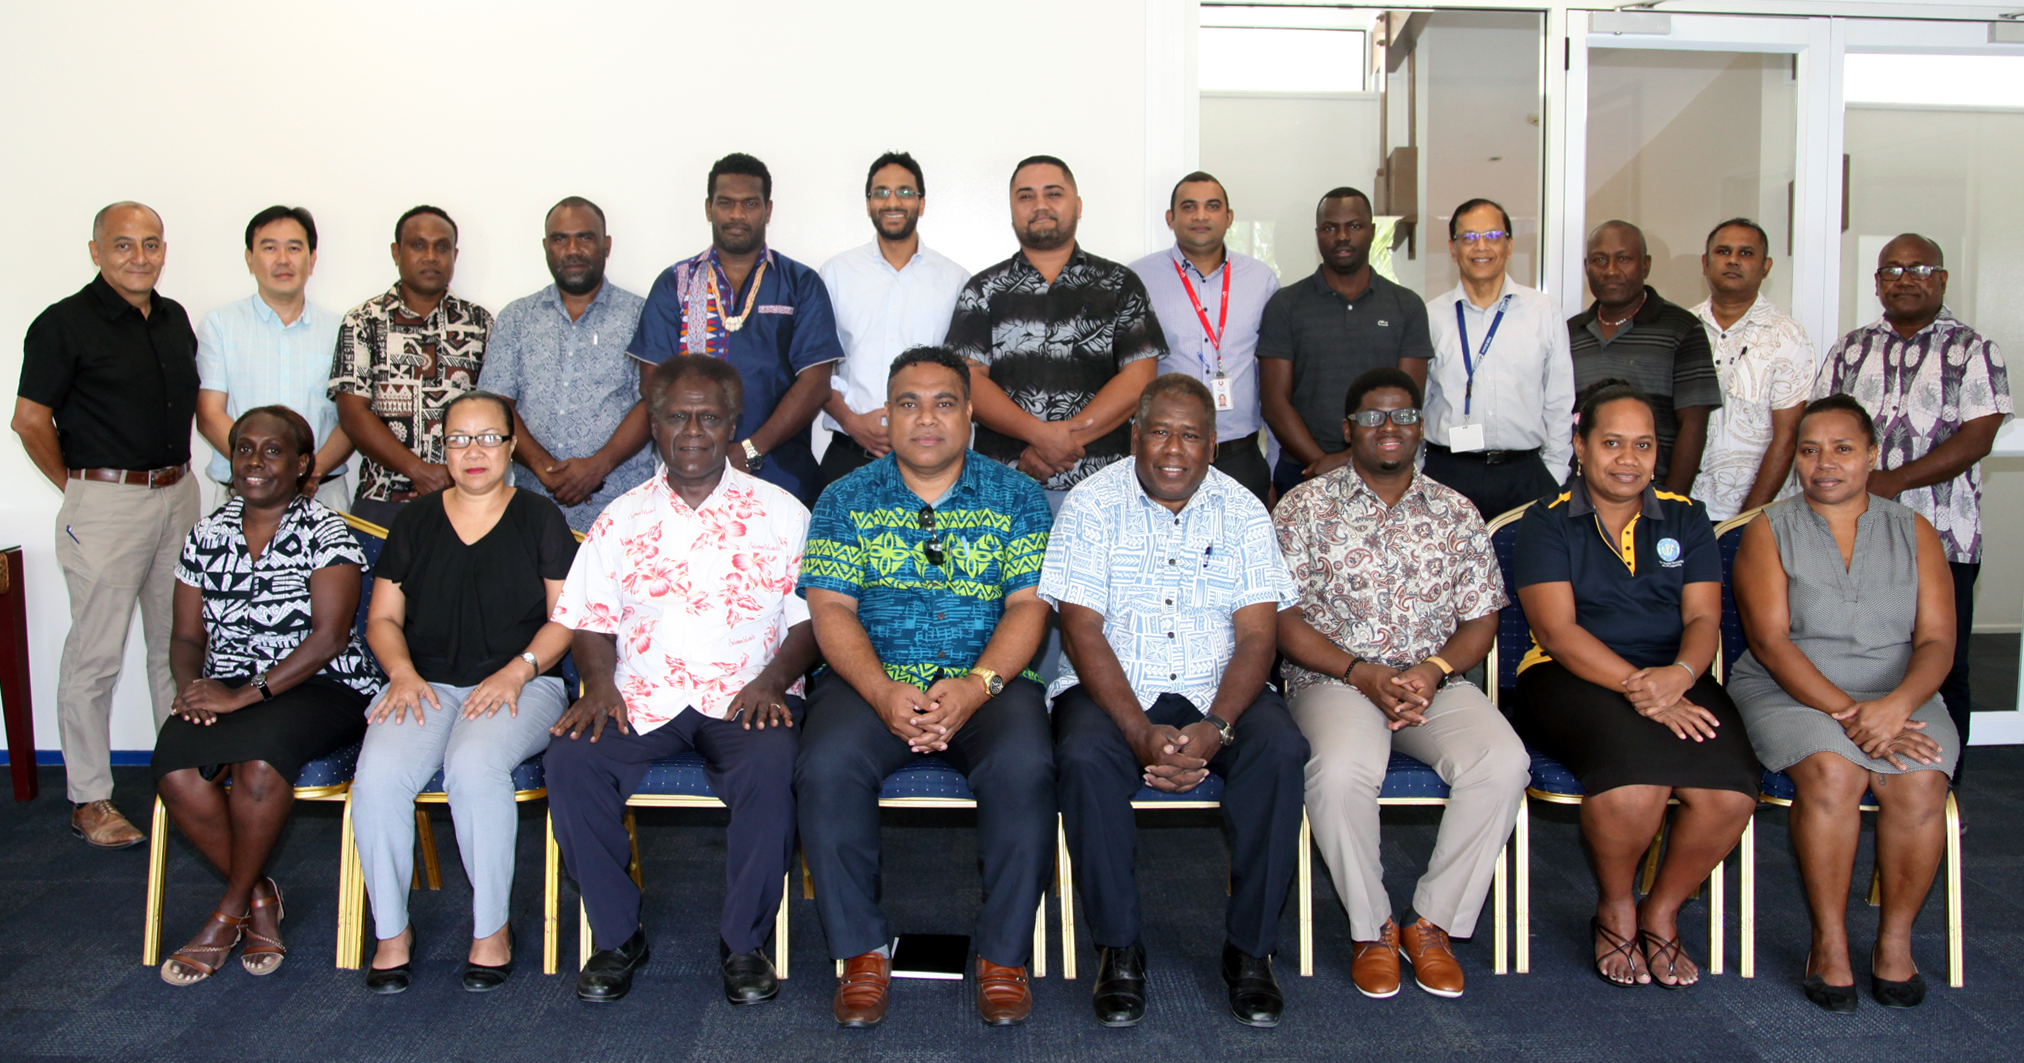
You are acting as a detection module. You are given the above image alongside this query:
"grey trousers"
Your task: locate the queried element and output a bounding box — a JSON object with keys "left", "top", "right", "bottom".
{"left": 1291, "top": 680, "right": 1528, "bottom": 940}
{"left": 53, "top": 475, "right": 200, "bottom": 803}
{"left": 352, "top": 677, "right": 569, "bottom": 940}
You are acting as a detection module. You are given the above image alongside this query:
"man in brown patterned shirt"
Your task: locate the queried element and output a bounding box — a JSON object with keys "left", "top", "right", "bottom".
{"left": 1272, "top": 367, "right": 1526, "bottom": 1003}
{"left": 328, "top": 205, "right": 492, "bottom": 527}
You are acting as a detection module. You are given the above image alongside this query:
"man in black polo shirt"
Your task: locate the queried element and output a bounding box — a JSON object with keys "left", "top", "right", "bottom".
{"left": 1567, "top": 221, "right": 1721, "bottom": 492}
{"left": 1258, "top": 187, "right": 1433, "bottom": 497}
{"left": 12, "top": 201, "right": 201, "bottom": 849}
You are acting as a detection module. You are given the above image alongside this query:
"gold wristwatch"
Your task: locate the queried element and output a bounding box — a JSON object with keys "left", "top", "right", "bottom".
{"left": 971, "top": 667, "right": 1004, "bottom": 698}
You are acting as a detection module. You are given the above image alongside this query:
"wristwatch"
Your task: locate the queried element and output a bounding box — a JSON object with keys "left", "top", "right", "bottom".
{"left": 971, "top": 667, "right": 1004, "bottom": 698}
{"left": 519, "top": 651, "right": 541, "bottom": 674}
{"left": 740, "top": 438, "right": 766, "bottom": 473}
{"left": 1204, "top": 713, "right": 1236, "bottom": 748}
{"left": 250, "top": 672, "right": 274, "bottom": 700}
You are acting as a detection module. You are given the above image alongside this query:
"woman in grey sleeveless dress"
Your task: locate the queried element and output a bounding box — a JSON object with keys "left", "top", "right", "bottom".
{"left": 1729, "top": 396, "right": 1956, "bottom": 1013}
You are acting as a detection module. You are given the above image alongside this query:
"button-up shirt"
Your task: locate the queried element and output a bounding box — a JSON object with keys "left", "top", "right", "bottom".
{"left": 1128, "top": 246, "right": 1280, "bottom": 443}
{"left": 946, "top": 245, "right": 1167, "bottom": 491}
{"left": 1424, "top": 275, "right": 1575, "bottom": 481}
{"left": 326, "top": 285, "right": 492, "bottom": 502}
{"left": 1567, "top": 287, "right": 1721, "bottom": 483}
{"left": 550, "top": 467, "right": 811, "bottom": 733}
{"left": 1272, "top": 466, "right": 1507, "bottom": 696}
{"left": 1257, "top": 267, "right": 1434, "bottom": 455}
{"left": 480, "top": 281, "right": 651, "bottom": 531}
{"left": 18, "top": 274, "right": 198, "bottom": 471}
{"left": 798, "top": 451, "right": 1052, "bottom": 688}
{"left": 195, "top": 295, "right": 343, "bottom": 484}
{"left": 1038, "top": 460, "right": 1297, "bottom": 710}
{"left": 630, "top": 246, "right": 846, "bottom": 505}
{"left": 1690, "top": 295, "right": 1813, "bottom": 522}
{"left": 1813, "top": 315, "right": 2013, "bottom": 564}
{"left": 818, "top": 240, "right": 970, "bottom": 433}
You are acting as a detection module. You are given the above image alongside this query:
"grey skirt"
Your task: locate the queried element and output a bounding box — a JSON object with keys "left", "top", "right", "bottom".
{"left": 1728, "top": 670, "right": 1957, "bottom": 778}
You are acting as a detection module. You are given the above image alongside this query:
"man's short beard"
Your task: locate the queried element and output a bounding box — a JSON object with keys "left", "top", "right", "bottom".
{"left": 554, "top": 264, "right": 604, "bottom": 297}
{"left": 715, "top": 227, "right": 764, "bottom": 255}
{"left": 1019, "top": 220, "right": 1076, "bottom": 252}
{"left": 876, "top": 213, "right": 920, "bottom": 243}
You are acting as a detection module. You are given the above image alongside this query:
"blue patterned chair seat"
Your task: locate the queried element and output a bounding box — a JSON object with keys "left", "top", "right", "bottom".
{"left": 626, "top": 752, "right": 979, "bottom": 801}
{"left": 1526, "top": 748, "right": 1583, "bottom": 798}
{"left": 1379, "top": 752, "right": 1449, "bottom": 799}
{"left": 297, "top": 740, "right": 362, "bottom": 790}
{"left": 419, "top": 753, "right": 546, "bottom": 795}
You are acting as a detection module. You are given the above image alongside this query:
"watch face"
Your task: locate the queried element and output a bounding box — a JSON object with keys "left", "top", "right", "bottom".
{"left": 986, "top": 674, "right": 1004, "bottom": 695}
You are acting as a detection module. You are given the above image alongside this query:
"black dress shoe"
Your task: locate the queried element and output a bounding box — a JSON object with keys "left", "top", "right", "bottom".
{"left": 1872, "top": 970, "right": 1928, "bottom": 1009}
{"left": 1092, "top": 941, "right": 1148, "bottom": 1027}
{"left": 1221, "top": 942, "right": 1283, "bottom": 1028}
{"left": 720, "top": 940, "right": 779, "bottom": 1005}
{"left": 577, "top": 926, "right": 650, "bottom": 1003}
{"left": 1803, "top": 974, "right": 1858, "bottom": 1013}
{"left": 462, "top": 929, "right": 514, "bottom": 992}
{"left": 364, "top": 961, "right": 412, "bottom": 995}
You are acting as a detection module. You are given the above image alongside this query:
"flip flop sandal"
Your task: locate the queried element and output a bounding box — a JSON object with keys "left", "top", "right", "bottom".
{"left": 1639, "top": 928, "right": 1696, "bottom": 990}
{"left": 241, "top": 879, "right": 287, "bottom": 976}
{"left": 161, "top": 908, "right": 250, "bottom": 986}
{"left": 1590, "top": 917, "right": 1643, "bottom": 988}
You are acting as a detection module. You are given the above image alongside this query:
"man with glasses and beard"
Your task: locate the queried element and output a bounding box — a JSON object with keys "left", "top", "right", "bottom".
{"left": 796, "top": 346, "right": 1055, "bottom": 1029}
{"left": 631, "top": 153, "right": 845, "bottom": 506}
{"left": 816, "top": 152, "right": 970, "bottom": 491}
{"left": 478, "top": 197, "right": 651, "bottom": 531}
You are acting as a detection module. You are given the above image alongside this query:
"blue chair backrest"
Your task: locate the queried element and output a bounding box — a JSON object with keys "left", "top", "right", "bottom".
{"left": 347, "top": 519, "right": 385, "bottom": 666}
{"left": 1489, "top": 510, "right": 1532, "bottom": 698}
{"left": 1715, "top": 518, "right": 1752, "bottom": 683}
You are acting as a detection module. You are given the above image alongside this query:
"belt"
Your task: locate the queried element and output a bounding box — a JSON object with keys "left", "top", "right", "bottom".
{"left": 1215, "top": 432, "right": 1259, "bottom": 461}
{"left": 319, "top": 469, "right": 346, "bottom": 484}
{"left": 1424, "top": 443, "right": 1538, "bottom": 466}
{"left": 829, "top": 434, "right": 874, "bottom": 459}
{"left": 68, "top": 464, "right": 186, "bottom": 488}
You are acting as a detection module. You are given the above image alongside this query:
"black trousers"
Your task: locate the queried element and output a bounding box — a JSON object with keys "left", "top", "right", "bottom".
{"left": 1213, "top": 434, "right": 1272, "bottom": 506}
{"left": 795, "top": 671, "right": 1056, "bottom": 966}
{"left": 1053, "top": 686, "right": 1310, "bottom": 958}
{"left": 545, "top": 702, "right": 801, "bottom": 953}
{"left": 816, "top": 434, "right": 880, "bottom": 497}
{"left": 1421, "top": 445, "right": 1558, "bottom": 522}
{"left": 1945, "top": 561, "right": 1979, "bottom": 779}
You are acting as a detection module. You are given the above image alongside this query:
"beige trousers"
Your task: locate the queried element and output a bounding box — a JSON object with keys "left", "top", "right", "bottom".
{"left": 52, "top": 475, "right": 200, "bottom": 802}
{"left": 1291, "top": 680, "right": 1528, "bottom": 940}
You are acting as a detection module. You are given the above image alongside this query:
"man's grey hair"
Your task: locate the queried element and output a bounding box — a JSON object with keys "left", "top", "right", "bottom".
{"left": 92, "top": 200, "right": 161, "bottom": 241}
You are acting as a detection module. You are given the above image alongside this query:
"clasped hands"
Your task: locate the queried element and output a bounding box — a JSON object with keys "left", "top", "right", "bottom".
{"left": 1016, "top": 419, "right": 1088, "bottom": 481}
{"left": 1620, "top": 664, "right": 1722, "bottom": 742}
{"left": 1129, "top": 718, "right": 1226, "bottom": 793}
{"left": 1349, "top": 660, "right": 1445, "bottom": 732}
{"left": 535, "top": 456, "right": 610, "bottom": 507}
{"left": 1831, "top": 696, "right": 1941, "bottom": 771}
{"left": 873, "top": 676, "right": 987, "bottom": 754}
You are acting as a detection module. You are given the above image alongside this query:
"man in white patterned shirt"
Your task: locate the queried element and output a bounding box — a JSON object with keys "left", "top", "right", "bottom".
{"left": 543, "top": 355, "right": 818, "bottom": 1006}
{"left": 1040, "top": 374, "right": 1304, "bottom": 1030}
{"left": 1690, "top": 218, "right": 1813, "bottom": 521}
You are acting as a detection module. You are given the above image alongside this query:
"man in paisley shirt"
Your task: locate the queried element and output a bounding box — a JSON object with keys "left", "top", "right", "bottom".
{"left": 1690, "top": 218, "right": 1813, "bottom": 522}
{"left": 543, "top": 355, "right": 817, "bottom": 1006}
{"left": 328, "top": 205, "right": 491, "bottom": 528}
{"left": 1273, "top": 367, "right": 1526, "bottom": 1002}
{"left": 1814, "top": 233, "right": 2012, "bottom": 773}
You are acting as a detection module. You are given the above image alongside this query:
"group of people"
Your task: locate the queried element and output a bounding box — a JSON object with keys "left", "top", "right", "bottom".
{"left": 11, "top": 149, "right": 2007, "bottom": 1026}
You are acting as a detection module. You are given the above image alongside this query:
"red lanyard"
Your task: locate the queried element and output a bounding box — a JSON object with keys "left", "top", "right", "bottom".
{"left": 1173, "top": 257, "right": 1231, "bottom": 356}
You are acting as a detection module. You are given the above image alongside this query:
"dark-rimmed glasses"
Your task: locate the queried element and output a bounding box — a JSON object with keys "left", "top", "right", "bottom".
{"left": 445, "top": 432, "right": 511, "bottom": 449}
{"left": 1349, "top": 408, "right": 1422, "bottom": 428}
{"left": 918, "top": 504, "right": 945, "bottom": 566}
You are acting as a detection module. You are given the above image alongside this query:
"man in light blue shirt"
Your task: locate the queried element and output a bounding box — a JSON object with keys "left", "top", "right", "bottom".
{"left": 1129, "top": 172, "right": 1280, "bottom": 504}
{"left": 816, "top": 151, "right": 970, "bottom": 491}
{"left": 195, "top": 205, "right": 351, "bottom": 511}
{"left": 1039, "top": 374, "right": 1306, "bottom": 1030}
{"left": 480, "top": 197, "right": 651, "bottom": 531}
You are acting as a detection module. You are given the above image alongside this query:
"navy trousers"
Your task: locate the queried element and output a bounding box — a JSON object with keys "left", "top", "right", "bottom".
{"left": 545, "top": 702, "right": 800, "bottom": 953}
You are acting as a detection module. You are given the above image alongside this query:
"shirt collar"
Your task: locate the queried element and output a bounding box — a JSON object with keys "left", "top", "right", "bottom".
{"left": 1565, "top": 477, "right": 1663, "bottom": 520}
{"left": 1441, "top": 274, "right": 1514, "bottom": 312}
{"left": 1167, "top": 244, "right": 1229, "bottom": 282}
{"left": 1013, "top": 243, "right": 1088, "bottom": 278}
{"left": 1305, "top": 264, "right": 1382, "bottom": 302}
{"left": 705, "top": 245, "right": 776, "bottom": 273}
{"left": 87, "top": 272, "right": 151, "bottom": 321}
{"left": 1126, "top": 461, "right": 1226, "bottom": 518}
{"left": 247, "top": 293, "right": 316, "bottom": 330}
{"left": 1692, "top": 293, "right": 1776, "bottom": 333}
{"left": 538, "top": 280, "right": 612, "bottom": 319}
{"left": 869, "top": 450, "right": 984, "bottom": 505}
{"left": 649, "top": 464, "right": 747, "bottom": 516}
{"left": 1863, "top": 314, "right": 1948, "bottom": 343}
{"left": 1575, "top": 284, "right": 1665, "bottom": 328}
{"left": 1339, "top": 463, "right": 1431, "bottom": 509}
{"left": 381, "top": 283, "right": 459, "bottom": 324}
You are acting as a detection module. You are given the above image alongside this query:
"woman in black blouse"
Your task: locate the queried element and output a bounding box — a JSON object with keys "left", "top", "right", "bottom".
{"left": 154, "top": 406, "right": 382, "bottom": 985}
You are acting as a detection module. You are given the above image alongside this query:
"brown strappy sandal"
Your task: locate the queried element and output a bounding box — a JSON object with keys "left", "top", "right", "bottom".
{"left": 161, "top": 908, "right": 250, "bottom": 986}
{"left": 1639, "top": 928, "right": 1698, "bottom": 989}
{"left": 241, "top": 878, "right": 287, "bottom": 976}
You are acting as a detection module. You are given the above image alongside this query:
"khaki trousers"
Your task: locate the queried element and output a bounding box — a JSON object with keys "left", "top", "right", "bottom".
{"left": 52, "top": 475, "right": 200, "bottom": 802}
{"left": 1291, "top": 680, "right": 1528, "bottom": 940}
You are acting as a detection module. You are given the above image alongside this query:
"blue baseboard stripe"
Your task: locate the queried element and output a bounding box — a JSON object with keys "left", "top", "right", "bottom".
{"left": 0, "top": 750, "right": 153, "bottom": 766}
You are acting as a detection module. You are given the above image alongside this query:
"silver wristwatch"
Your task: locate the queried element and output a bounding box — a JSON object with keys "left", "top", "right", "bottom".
{"left": 519, "top": 652, "right": 540, "bottom": 674}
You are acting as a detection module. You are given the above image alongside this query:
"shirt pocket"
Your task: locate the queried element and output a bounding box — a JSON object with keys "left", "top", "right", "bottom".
{"left": 720, "top": 543, "right": 790, "bottom": 629}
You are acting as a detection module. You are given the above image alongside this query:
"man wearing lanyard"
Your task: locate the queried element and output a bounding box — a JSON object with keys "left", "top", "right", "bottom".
{"left": 1129, "top": 172, "right": 1280, "bottom": 505}
{"left": 1421, "top": 198, "right": 1574, "bottom": 519}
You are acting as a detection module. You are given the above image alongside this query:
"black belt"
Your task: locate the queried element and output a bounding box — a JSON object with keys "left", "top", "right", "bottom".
{"left": 1215, "top": 432, "right": 1259, "bottom": 461}
{"left": 828, "top": 434, "right": 874, "bottom": 459}
{"left": 1424, "top": 442, "right": 1539, "bottom": 466}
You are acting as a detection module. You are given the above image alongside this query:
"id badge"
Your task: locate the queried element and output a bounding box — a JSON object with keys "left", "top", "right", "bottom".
{"left": 1210, "top": 375, "right": 1235, "bottom": 411}
{"left": 1448, "top": 422, "right": 1487, "bottom": 452}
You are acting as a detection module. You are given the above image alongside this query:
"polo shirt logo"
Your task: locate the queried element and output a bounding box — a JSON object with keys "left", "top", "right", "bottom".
{"left": 1657, "top": 537, "right": 1683, "bottom": 567}
{"left": 1377, "top": 320, "right": 1390, "bottom": 327}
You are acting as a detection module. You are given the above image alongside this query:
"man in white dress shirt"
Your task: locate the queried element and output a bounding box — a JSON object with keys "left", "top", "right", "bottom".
{"left": 816, "top": 151, "right": 970, "bottom": 491}
{"left": 1689, "top": 217, "right": 1812, "bottom": 522}
{"left": 1420, "top": 198, "right": 1574, "bottom": 519}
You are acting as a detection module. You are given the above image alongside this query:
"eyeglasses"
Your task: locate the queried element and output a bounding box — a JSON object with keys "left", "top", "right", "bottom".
{"left": 868, "top": 187, "right": 921, "bottom": 202}
{"left": 1349, "top": 408, "right": 1422, "bottom": 428}
{"left": 1453, "top": 229, "right": 1509, "bottom": 245}
{"left": 918, "top": 504, "right": 945, "bottom": 566}
{"left": 1876, "top": 264, "right": 1941, "bottom": 281}
{"left": 444, "top": 433, "right": 511, "bottom": 449}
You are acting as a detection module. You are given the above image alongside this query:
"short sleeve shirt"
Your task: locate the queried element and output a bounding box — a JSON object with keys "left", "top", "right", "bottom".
{"left": 326, "top": 286, "right": 493, "bottom": 502}
{"left": 946, "top": 246, "right": 1166, "bottom": 491}
{"left": 377, "top": 490, "right": 578, "bottom": 686}
{"left": 1512, "top": 480, "right": 1719, "bottom": 672}
{"left": 1567, "top": 287, "right": 1722, "bottom": 482}
{"left": 195, "top": 295, "right": 344, "bottom": 484}
{"left": 1689, "top": 295, "right": 1814, "bottom": 521}
{"left": 1256, "top": 268, "right": 1435, "bottom": 454}
{"left": 174, "top": 496, "right": 383, "bottom": 699}
{"left": 18, "top": 275, "right": 199, "bottom": 470}
{"left": 1038, "top": 461, "right": 1298, "bottom": 710}
{"left": 797, "top": 451, "right": 1052, "bottom": 688}
{"left": 1272, "top": 466, "right": 1508, "bottom": 696}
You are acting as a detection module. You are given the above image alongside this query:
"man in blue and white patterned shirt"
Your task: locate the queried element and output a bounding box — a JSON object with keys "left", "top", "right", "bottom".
{"left": 1039, "top": 374, "right": 1305, "bottom": 1030}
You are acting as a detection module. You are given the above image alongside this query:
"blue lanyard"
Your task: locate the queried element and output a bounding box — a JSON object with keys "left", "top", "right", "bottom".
{"left": 1454, "top": 295, "right": 1511, "bottom": 416}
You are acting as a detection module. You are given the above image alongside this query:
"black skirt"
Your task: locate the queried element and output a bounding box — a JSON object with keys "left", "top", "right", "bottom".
{"left": 1513, "top": 660, "right": 1760, "bottom": 797}
{"left": 151, "top": 675, "right": 369, "bottom": 785}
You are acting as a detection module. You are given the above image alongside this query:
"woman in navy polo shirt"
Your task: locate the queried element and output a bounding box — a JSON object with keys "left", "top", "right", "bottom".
{"left": 1511, "top": 383, "right": 1758, "bottom": 990}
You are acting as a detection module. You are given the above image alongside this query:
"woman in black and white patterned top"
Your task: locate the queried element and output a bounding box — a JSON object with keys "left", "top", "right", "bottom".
{"left": 153, "top": 406, "right": 383, "bottom": 987}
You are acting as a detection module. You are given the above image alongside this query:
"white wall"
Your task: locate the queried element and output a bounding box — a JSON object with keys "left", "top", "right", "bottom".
{"left": 0, "top": 0, "right": 1163, "bottom": 754}
{"left": 1199, "top": 92, "right": 1382, "bottom": 281}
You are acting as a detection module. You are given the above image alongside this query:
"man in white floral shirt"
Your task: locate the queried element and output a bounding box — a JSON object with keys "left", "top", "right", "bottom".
{"left": 544, "top": 355, "right": 817, "bottom": 1006}
{"left": 1690, "top": 218, "right": 1814, "bottom": 521}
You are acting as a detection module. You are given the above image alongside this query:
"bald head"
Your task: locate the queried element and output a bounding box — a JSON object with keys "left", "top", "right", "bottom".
{"left": 1879, "top": 232, "right": 1943, "bottom": 269}
{"left": 88, "top": 201, "right": 166, "bottom": 309}
{"left": 93, "top": 201, "right": 161, "bottom": 243}
{"left": 1583, "top": 220, "right": 1651, "bottom": 310}
{"left": 1587, "top": 220, "right": 1646, "bottom": 259}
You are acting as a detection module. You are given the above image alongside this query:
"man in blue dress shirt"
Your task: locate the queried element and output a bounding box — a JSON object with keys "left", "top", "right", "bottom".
{"left": 631, "top": 153, "right": 845, "bottom": 506}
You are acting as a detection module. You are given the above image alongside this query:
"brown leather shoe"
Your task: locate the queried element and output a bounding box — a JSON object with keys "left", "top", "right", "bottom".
{"left": 833, "top": 951, "right": 891, "bottom": 1028}
{"left": 71, "top": 800, "right": 144, "bottom": 849}
{"left": 976, "top": 956, "right": 1032, "bottom": 1026}
{"left": 1350, "top": 917, "right": 1401, "bottom": 999}
{"left": 1401, "top": 917, "right": 1465, "bottom": 998}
